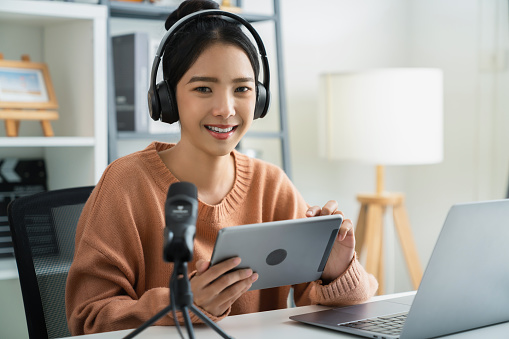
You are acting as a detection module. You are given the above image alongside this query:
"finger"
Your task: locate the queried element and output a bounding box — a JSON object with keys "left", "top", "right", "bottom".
{"left": 211, "top": 267, "right": 254, "bottom": 293}
{"left": 320, "top": 200, "right": 339, "bottom": 215}
{"left": 205, "top": 257, "right": 242, "bottom": 281}
{"left": 334, "top": 210, "right": 345, "bottom": 217}
{"left": 215, "top": 273, "right": 259, "bottom": 311}
{"left": 197, "top": 269, "right": 254, "bottom": 309}
{"left": 196, "top": 259, "right": 210, "bottom": 274}
{"left": 306, "top": 205, "right": 321, "bottom": 217}
{"left": 339, "top": 219, "right": 354, "bottom": 241}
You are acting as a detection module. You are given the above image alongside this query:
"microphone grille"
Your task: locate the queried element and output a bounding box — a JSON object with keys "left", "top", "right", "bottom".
{"left": 167, "top": 182, "right": 198, "bottom": 199}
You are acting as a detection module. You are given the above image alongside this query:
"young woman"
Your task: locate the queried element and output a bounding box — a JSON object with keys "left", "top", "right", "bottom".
{"left": 65, "top": 0, "right": 378, "bottom": 335}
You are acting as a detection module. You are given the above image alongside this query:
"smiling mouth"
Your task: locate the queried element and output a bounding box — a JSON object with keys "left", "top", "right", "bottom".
{"left": 205, "top": 125, "right": 237, "bottom": 133}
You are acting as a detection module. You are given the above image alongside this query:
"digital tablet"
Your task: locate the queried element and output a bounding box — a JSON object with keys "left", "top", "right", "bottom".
{"left": 210, "top": 214, "right": 343, "bottom": 291}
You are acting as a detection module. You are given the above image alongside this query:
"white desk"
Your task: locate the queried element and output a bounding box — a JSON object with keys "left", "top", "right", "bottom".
{"left": 66, "top": 291, "right": 509, "bottom": 338}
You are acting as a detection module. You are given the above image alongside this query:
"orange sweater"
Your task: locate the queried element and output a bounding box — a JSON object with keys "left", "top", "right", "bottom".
{"left": 66, "top": 142, "right": 378, "bottom": 335}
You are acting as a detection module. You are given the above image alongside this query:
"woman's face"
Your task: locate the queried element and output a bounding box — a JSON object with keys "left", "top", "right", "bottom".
{"left": 175, "top": 42, "right": 257, "bottom": 158}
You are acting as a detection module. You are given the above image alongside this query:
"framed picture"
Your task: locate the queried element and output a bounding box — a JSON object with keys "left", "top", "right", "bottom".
{"left": 0, "top": 59, "right": 58, "bottom": 110}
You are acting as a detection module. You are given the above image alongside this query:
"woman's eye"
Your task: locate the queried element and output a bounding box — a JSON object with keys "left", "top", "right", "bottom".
{"left": 235, "top": 86, "right": 250, "bottom": 93}
{"left": 195, "top": 87, "right": 211, "bottom": 93}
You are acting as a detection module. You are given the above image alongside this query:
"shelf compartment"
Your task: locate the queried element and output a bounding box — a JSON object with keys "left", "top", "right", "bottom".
{"left": 109, "top": 1, "right": 275, "bottom": 22}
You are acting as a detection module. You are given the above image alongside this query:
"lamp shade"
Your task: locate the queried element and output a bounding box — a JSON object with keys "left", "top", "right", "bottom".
{"left": 319, "top": 68, "right": 443, "bottom": 165}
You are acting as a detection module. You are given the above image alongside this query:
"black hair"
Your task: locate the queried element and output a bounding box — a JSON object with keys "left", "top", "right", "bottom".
{"left": 162, "top": 0, "right": 260, "bottom": 92}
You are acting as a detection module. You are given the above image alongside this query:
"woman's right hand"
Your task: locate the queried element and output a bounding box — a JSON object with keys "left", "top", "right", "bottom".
{"left": 190, "top": 257, "right": 258, "bottom": 316}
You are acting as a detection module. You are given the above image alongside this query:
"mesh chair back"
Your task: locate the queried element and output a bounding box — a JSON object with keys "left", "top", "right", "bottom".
{"left": 7, "top": 186, "right": 94, "bottom": 339}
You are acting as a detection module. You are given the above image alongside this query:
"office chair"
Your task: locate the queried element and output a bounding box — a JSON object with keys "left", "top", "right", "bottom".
{"left": 7, "top": 186, "right": 94, "bottom": 339}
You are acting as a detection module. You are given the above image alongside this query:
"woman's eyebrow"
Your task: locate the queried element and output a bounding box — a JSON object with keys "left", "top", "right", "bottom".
{"left": 187, "top": 76, "right": 218, "bottom": 84}
{"left": 187, "top": 76, "right": 255, "bottom": 84}
{"left": 233, "top": 77, "right": 255, "bottom": 83}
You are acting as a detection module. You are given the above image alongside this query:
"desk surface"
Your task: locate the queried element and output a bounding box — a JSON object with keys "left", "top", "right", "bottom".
{"left": 66, "top": 291, "right": 509, "bottom": 339}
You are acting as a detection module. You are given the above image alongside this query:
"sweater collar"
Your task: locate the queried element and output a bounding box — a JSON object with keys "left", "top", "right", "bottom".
{"left": 142, "top": 141, "right": 252, "bottom": 222}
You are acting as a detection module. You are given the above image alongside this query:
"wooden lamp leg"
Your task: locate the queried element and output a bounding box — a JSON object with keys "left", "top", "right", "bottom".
{"left": 364, "top": 203, "right": 384, "bottom": 295}
{"left": 393, "top": 202, "right": 423, "bottom": 290}
{"left": 354, "top": 203, "right": 368, "bottom": 257}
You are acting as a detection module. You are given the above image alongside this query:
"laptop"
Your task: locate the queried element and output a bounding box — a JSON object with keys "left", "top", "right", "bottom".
{"left": 290, "top": 199, "right": 509, "bottom": 338}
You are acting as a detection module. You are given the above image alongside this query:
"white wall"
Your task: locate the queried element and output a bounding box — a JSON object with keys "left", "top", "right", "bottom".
{"left": 280, "top": 0, "right": 509, "bottom": 292}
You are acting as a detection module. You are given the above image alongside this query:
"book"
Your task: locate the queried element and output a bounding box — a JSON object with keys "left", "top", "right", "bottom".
{"left": 112, "top": 32, "right": 150, "bottom": 132}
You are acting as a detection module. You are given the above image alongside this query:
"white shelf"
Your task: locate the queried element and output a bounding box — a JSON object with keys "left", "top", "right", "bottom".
{"left": 0, "top": 0, "right": 106, "bottom": 22}
{"left": 0, "top": 137, "right": 96, "bottom": 147}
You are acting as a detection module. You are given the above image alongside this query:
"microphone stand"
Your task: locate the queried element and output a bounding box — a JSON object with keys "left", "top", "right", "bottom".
{"left": 123, "top": 260, "right": 233, "bottom": 339}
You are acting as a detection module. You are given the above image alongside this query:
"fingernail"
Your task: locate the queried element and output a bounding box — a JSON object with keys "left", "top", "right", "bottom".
{"left": 233, "top": 257, "right": 241, "bottom": 265}
{"left": 251, "top": 273, "right": 259, "bottom": 282}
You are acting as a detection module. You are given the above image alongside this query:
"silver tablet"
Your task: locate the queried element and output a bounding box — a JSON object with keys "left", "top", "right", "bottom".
{"left": 210, "top": 214, "right": 343, "bottom": 291}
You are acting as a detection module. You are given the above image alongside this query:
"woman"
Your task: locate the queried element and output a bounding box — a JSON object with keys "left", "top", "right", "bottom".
{"left": 65, "top": 0, "right": 378, "bottom": 335}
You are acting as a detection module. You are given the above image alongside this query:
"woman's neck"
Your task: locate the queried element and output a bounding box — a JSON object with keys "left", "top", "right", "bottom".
{"left": 158, "top": 143, "right": 236, "bottom": 205}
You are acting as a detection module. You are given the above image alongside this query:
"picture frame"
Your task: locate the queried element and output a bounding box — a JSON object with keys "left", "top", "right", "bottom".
{"left": 0, "top": 59, "right": 58, "bottom": 110}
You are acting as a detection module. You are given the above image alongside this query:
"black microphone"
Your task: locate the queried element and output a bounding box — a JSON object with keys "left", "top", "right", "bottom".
{"left": 163, "top": 182, "right": 198, "bottom": 263}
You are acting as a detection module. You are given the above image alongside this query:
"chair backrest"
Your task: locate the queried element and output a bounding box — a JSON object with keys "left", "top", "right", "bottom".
{"left": 7, "top": 186, "right": 94, "bottom": 339}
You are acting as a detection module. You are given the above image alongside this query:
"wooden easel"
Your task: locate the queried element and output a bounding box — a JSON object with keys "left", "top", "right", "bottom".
{"left": 355, "top": 165, "right": 423, "bottom": 295}
{"left": 0, "top": 54, "right": 58, "bottom": 137}
{"left": 220, "top": 0, "right": 242, "bottom": 13}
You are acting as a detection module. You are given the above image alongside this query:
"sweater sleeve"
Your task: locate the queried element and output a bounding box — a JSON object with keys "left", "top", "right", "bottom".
{"left": 65, "top": 163, "right": 228, "bottom": 335}
{"left": 293, "top": 253, "right": 378, "bottom": 307}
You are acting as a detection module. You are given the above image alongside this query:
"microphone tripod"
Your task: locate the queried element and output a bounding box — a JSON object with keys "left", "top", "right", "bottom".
{"left": 123, "top": 260, "right": 233, "bottom": 339}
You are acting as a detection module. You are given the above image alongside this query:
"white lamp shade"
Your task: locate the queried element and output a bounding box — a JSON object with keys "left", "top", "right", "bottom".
{"left": 319, "top": 68, "right": 443, "bottom": 165}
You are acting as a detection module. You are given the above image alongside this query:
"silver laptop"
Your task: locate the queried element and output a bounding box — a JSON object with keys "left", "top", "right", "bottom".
{"left": 290, "top": 199, "right": 509, "bottom": 338}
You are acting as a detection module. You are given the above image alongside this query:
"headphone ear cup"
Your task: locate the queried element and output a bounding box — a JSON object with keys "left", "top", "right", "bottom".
{"left": 254, "top": 82, "right": 270, "bottom": 119}
{"left": 148, "top": 85, "right": 161, "bottom": 121}
{"left": 157, "top": 80, "right": 179, "bottom": 124}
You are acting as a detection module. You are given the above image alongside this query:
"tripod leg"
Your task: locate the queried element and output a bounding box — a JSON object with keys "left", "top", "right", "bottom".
{"left": 181, "top": 306, "right": 195, "bottom": 339}
{"left": 189, "top": 304, "right": 234, "bottom": 339}
{"left": 122, "top": 304, "right": 174, "bottom": 339}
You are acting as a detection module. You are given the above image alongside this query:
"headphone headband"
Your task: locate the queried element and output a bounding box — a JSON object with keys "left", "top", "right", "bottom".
{"left": 148, "top": 9, "right": 271, "bottom": 124}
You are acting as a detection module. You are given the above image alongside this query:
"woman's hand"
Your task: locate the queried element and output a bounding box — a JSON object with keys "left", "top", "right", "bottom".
{"left": 306, "top": 201, "right": 355, "bottom": 283}
{"left": 190, "top": 257, "right": 258, "bottom": 317}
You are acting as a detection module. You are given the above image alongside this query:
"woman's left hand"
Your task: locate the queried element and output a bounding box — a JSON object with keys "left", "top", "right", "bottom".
{"left": 306, "top": 201, "right": 355, "bottom": 283}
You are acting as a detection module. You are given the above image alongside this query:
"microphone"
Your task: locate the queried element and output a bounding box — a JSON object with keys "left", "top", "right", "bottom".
{"left": 163, "top": 182, "right": 198, "bottom": 263}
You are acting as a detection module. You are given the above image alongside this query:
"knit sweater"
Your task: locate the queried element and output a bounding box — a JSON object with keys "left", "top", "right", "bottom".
{"left": 65, "top": 142, "right": 378, "bottom": 335}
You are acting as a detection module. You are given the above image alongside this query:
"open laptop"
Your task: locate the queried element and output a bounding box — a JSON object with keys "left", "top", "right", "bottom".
{"left": 290, "top": 199, "right": 509, "bottom": 338}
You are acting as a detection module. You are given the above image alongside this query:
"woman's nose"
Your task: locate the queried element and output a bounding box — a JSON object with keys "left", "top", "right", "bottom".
{"left": 211, "top": 91, "right": 235, "bottom": 119}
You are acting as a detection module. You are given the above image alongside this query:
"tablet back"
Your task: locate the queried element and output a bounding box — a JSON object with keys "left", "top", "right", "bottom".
{"left": 210, "top": 215, "right": 342, "bottom": 290}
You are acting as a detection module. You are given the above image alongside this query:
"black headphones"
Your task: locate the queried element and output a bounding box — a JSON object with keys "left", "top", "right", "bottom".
{"left": 148, "top": 9, "right": 271, "bottom": 124}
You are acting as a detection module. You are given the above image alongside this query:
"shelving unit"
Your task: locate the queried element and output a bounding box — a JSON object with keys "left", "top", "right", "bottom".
{"left": 0, "top": 0, "right": 108, "bottom": 189}
{"left": 103, "top": 0, "right": 292, "bottom": 177}
{"left": 0, "top": 2, "right": 108, "bottom": 337}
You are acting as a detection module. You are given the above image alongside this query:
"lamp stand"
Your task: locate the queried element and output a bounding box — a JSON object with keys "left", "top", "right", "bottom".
{"left": 354, "top": 165, "right": 423, "bottom": 295}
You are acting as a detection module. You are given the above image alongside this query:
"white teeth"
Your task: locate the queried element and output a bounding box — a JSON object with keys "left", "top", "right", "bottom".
{"left": 207, "top": 126, "right": 234, "bottom": 133}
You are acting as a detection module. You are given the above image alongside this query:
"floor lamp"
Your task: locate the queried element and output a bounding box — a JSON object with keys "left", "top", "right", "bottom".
{"left": 319, "top": 69, "right": 443, "bottom": 294}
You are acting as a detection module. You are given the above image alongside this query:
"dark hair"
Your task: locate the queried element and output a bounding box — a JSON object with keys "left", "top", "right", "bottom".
{"left": 162, "top": 0, "right": 260, "bottom": 92}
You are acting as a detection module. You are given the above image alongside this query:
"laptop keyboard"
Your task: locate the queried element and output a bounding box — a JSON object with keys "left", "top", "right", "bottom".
{"left": 339, "top": 312, "right": 408, "bottom": 337}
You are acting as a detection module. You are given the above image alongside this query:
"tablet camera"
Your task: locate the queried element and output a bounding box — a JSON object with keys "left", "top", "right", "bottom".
{"left": 266, "top": 249, "right": 287, "bottom": 266}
